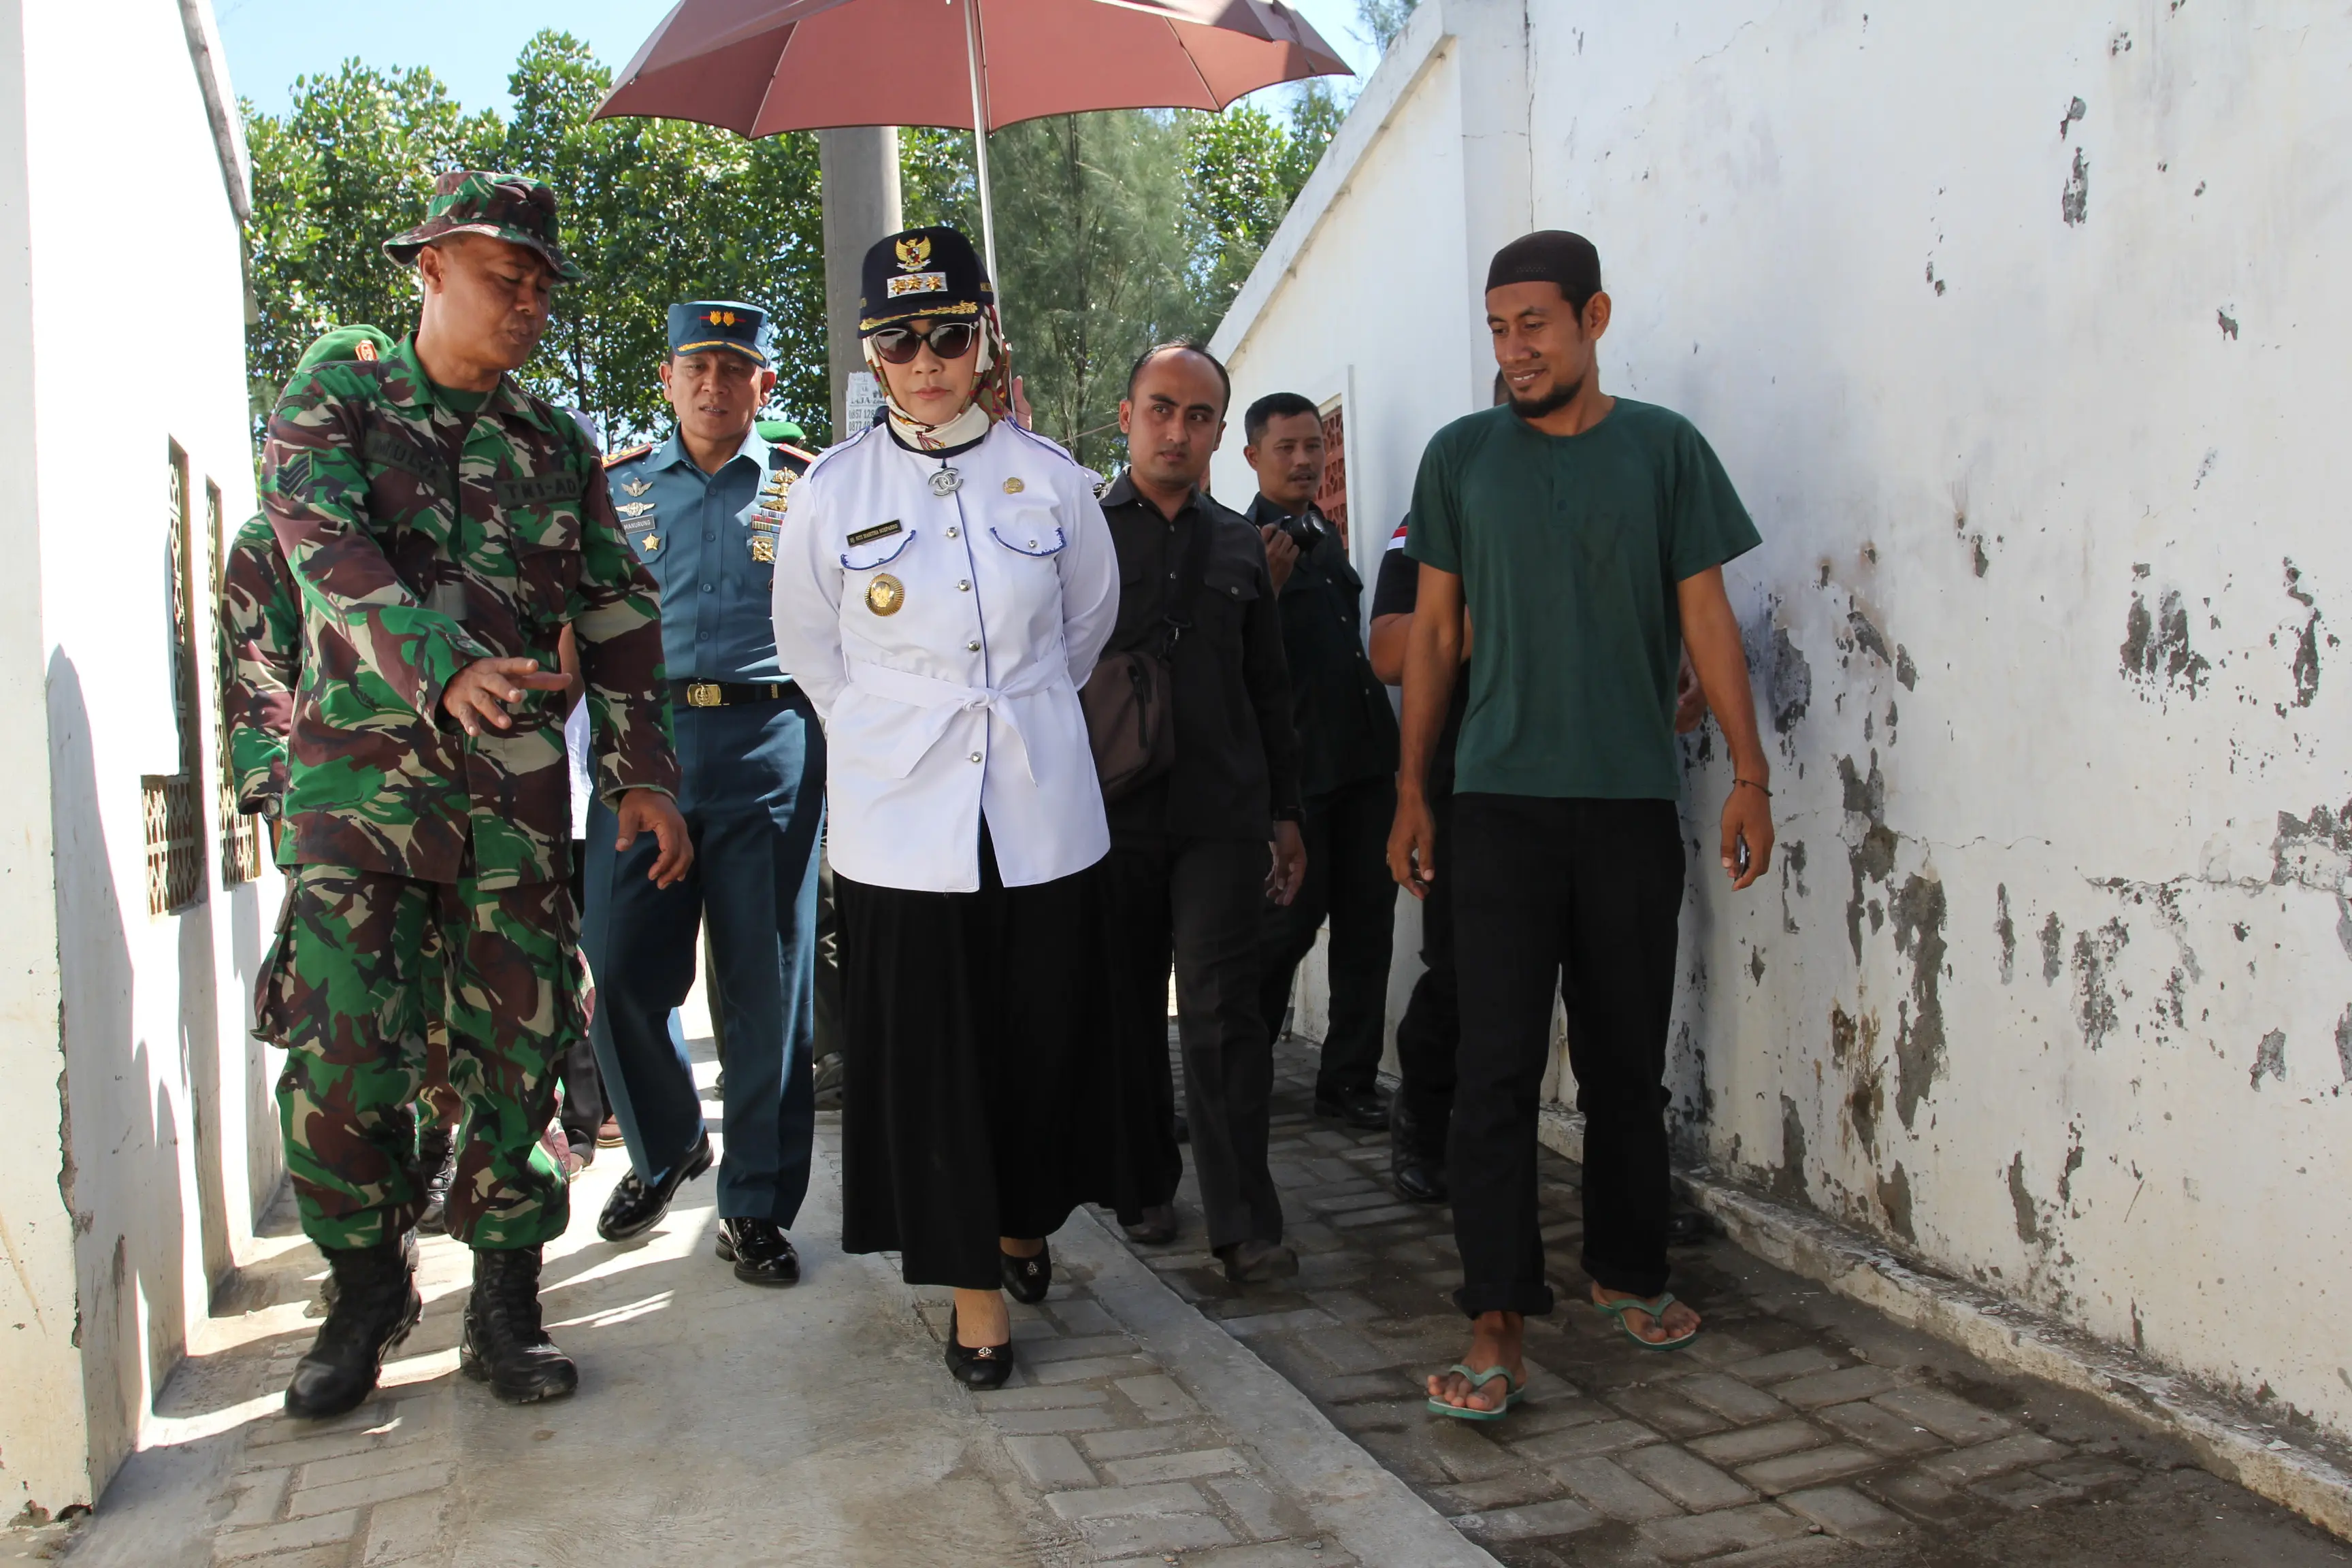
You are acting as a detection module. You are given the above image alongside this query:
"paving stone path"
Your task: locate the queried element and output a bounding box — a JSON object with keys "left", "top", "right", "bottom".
{"left": 1105, "top": 1033, "right": 2352, "bottom": 1568}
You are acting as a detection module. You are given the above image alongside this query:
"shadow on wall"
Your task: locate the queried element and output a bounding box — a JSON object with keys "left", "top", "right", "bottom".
{"left": 46, "top": 650, "right": 191, "bottom": 1495}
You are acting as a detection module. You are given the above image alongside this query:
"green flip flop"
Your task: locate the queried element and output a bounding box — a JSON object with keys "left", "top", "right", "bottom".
{"left": 1593, "top": 1291, "right": 1699, "bottom": 1351}
{"left": 1426, "top": 1362, "right": 1524, "bottom": 1422}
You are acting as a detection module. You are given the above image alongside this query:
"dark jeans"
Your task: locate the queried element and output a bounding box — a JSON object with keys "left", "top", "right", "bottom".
{"left": 1390, "top": 791, "right": 1457, "bottom": 1160}
{"left": 1258, "top": 775, "right": 1399, "bottom": 1102}
{"left": 1450, "top": 794, "right": 1684, "bottom": 1316}
{"left": 1105, "top": 834, "right": 1284, "bottom": 1251}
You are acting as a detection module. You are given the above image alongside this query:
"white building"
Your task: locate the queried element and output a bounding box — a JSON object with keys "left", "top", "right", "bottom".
{"left": 0, "top": 0, "right": 284, "bottom": 1515}
{"left": 1216, "top": 0, "right": 2352, "bottom": 1454}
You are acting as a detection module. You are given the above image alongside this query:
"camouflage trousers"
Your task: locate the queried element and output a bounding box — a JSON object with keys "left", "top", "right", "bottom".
{"left": 259, "top": 865, "right": 579, "bottom": 1251}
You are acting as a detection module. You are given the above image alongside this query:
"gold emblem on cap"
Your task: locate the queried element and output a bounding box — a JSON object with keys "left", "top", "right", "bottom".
{"left": 895, "top": 235, "right": 932, "bottom": 271}
{"left": 866, "top": 572, "right": 905, "bottom": 616}
{"left": 1002, "top": 477, "right": 1026, "bottom": 494}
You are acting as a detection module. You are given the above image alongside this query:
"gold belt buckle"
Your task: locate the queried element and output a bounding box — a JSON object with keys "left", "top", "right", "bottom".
{"left": 685, "top": 682, "right": 723, "bottom": 708}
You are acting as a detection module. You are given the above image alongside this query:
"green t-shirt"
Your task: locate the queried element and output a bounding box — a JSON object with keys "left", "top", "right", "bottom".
{"left": 1405, "top": 398, "right": 1761, "bottom": 800}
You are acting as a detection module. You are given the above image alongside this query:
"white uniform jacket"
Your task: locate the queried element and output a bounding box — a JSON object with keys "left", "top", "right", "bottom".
{"left": 772, "top": 421, "right": 1120, "bottom": 893}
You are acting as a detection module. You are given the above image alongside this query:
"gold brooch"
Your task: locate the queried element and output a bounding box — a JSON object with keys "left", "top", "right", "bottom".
{"left": 865, "top": 573, "right": 904, "bottom": 616}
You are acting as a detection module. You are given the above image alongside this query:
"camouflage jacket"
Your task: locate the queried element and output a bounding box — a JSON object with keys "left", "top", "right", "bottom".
{"left": 220, "top": 513, "right": 301, "bottom": 817}
{"left": 259, "top": 334, "right": 679, "bottom": 889}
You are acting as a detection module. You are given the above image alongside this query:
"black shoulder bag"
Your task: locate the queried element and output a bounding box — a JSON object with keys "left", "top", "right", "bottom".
{"left": 1081, "top": 510, "right": 1215, "bottom": 802}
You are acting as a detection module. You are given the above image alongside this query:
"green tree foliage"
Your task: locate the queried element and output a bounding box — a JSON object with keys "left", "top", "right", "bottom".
{"left": 904, "top": 114, "right": 1198, "bottom": 470}
{"left": 246, "top": 31, "right": 1344, "bottom": 459}
{"left": 244, "top": 32, "right": 826, "bottom": 447}
{"left": 902, "top": 96, "right": 1339, "bottom": 470}
{"left": 1356, "top": 0, "right": 1420, "bottom": 52}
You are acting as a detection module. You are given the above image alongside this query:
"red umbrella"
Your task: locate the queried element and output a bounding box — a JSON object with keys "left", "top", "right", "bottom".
{"left": 595, "top": 0, "right": 1352, "bottom": 283}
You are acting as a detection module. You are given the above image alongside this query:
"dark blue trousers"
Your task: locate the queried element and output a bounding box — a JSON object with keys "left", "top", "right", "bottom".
{"left": 581, "top": 694, "right": 823, "bottom": 1226}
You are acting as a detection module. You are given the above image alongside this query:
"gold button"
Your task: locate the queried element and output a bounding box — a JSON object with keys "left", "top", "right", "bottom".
{"left": 958, "top": 580, "right": 970, "bottom": 591}
{"left": 945, "top": 527, "right": 960, "bottom": 538}
{"left": 966, "top": 640, "right": 980, "bottom": 651}
{"left": 968, "top": 751, "right": 983, "bottom": 764}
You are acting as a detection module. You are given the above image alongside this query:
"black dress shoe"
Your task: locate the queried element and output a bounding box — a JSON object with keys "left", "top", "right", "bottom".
{"left": 1216, "top": 1239, "right": 1300, "bottom": 1285}
{"left": 595, "top": 1130, "right": 713, "bottom": 1242}
{"left": 1121, "top": 1204, "right": 1180, "bottom": 1245}
{"left": 715, "top": 1218, "right": 801, "bottom": 1286}
{"left": 944, "top": 1307, "right": 1013, "bottom": 1390}
{"left": 1314, "top": 1085, "right": 1390, "bottom": 1131}
{"left": 1392, "top": 1151, "right": 1448, "bottom": 1205}
{"left": 1001, "top": 1241, "right": 1051, "bottom": 1305}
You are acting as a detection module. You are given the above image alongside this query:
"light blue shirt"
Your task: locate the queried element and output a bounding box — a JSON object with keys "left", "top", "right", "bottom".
{"left": 607, "top": 426, "right": 789, "bottom": 684}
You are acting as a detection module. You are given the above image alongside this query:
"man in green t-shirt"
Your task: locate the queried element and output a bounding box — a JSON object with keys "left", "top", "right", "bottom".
{"left": 1392, "top": 231, "right": 1776, "bottom": 1418}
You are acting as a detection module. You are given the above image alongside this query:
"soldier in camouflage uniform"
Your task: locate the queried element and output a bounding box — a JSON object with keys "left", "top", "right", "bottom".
{"left": 226, "top": 325, "right": 482, "bottom": 1243}
{"left": 258, "top": 172, "right": 689, "bottom": 1416}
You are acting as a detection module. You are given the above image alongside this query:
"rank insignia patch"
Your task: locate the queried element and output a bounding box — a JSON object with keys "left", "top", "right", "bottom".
{"left": 640, "top": 534, "right": 662, "bottom": 555}
{"left": 866, "top": 573, "right": 905, "bottom": 616}
{"left": 750, "top": 536, "right": 776, "bottom": 565}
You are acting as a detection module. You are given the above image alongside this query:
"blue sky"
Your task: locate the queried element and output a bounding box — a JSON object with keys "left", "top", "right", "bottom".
{"left": 216, "top": 0, "right": 1384, "bottom": 119}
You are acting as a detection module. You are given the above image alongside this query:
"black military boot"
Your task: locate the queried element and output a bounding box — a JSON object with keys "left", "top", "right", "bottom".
{"left": 460, "top": 1246, "right": 578, "bottom": 1404}
{"left": 414, "top": 1124, "right": 457, "bottom": 1235}
{"left": 284, "top": 1233, "right": 422, "bottom": 1418}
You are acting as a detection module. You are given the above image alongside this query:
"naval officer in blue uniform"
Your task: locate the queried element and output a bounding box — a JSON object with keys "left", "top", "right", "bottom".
{"left": 586, "top": 301, "right": 823, "bottom": 1286}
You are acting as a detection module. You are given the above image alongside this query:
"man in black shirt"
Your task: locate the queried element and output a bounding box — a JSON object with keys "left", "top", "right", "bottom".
{"left": 1243, "top": 393, "right": 1399, "bottom": 1133}
{"left": 1099, "top": 342, "right": 1309, "bottom": 1284}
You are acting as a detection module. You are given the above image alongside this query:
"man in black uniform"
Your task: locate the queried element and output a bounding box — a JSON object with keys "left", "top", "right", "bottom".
{"left": 1100, "top": 342, "right": 1309, "bottom": 1284}
{"left": 1243, "top": 393, "right": 1398, "bottom": 1133}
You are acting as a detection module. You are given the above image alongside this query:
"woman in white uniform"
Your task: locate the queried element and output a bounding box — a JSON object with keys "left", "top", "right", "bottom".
{"left": 772, "top": 226, "right": 1121, "bottom": 1388}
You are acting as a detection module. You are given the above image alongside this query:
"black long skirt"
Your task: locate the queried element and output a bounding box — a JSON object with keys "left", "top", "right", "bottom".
{"left": 836, "top": 832, "right": 1122, "bottom": 1288}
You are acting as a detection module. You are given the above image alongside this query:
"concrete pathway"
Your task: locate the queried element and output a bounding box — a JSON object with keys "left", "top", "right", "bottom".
{"left": 27, "top": 1043, "right": 1481, "bottom": 1568}
{"left": 1108, "top": 1034, "right": 2352, "bottom": 1568}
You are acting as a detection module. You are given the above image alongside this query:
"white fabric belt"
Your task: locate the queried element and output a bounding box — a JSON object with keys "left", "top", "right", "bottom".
{"left": 847, "top": 659, "right": 1064, "bottom": 783}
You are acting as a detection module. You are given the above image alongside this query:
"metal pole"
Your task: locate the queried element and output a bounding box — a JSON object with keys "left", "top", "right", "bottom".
{"left": 962, "top": 0, "right": 1000, "bottom": 291}
{"left": 819, "top": 127, "right": 904, "bottom": 439}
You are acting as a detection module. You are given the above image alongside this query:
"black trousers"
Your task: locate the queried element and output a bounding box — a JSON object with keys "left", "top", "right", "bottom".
{"left": 1389, "top": 791, "right": 1457, "bottom": 1161}
{"left": 836, "top": 835, "right": 1117, "bottom": 1289}
{"left": 1105, "top": 834, "right": 1284, "bottom": 1251}
{"left": 1257, "top": 775, "right": 1399, "bottom": 1101}
{"left": 1450, "top": 794, "right": 1684, "bottom": 1315}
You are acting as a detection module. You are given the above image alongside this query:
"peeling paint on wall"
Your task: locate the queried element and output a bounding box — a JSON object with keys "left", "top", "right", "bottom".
{"left": 2270, "top": 806, "right": 2350, "bottom": 889}
{"left": 1877, "top": 1161, "right": 1914, "bottom": 1243}
{"left": 2119, "top": 587, "right": 2210, "bottom": 699}
{"left": 2061, "top": 146, "right": 2090, "bottom": 225}
{"left": 2039, "top": 911, "right": 2065, "bottom": 983}
{"left": 2336, "top": 1005, "right": 2351, "bottom": 1083}
{"left": 1889, "top": 874, "right": 1948, "bottom": 1127}
{"left": 1774, "top": 1093, "right": 1810, "bottom": 1205}
{"left": 1996, "top": 884, "right": 2016, "bottom": 983}
{"left": 2008, "top": 1153, "right": 2042, "bottom": 1245}
{"left": 2249, "top": 1028, "right": 2287, "bottom": 1090}
{"left": 2072, "top": 919, "right": 2130, "bottom": 1049}
{"left": 1780, "top": 841, "right": 1808, "bottom": 935}
{"left": 1770, "top": 627, "right": 1812, "bottom": 734}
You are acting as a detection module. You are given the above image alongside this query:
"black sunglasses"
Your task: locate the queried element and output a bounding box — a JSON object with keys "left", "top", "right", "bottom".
{"left": 870, "top": 321, "right": 979, "bottom": 365}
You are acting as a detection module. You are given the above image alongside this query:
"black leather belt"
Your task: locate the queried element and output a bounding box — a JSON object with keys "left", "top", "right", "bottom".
{"left": 670, "top": 680, "right": 791, "bottom": 708}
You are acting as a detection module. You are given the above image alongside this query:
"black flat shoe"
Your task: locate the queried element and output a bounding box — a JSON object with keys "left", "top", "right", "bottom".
{"left": 1315, "top": 1085, "right": 1390, "bottom": 1131}
{"left": 595, "top": 1129, "right": 713, "bottom": 1242}
{"left": 716, "top": 1218, "right": 801, "bottom": 1286}
{"left": 944, "top": 1307, "right": 1013, "bottom": 1390}
{"left": 1121, "top": 1204, "right": 1179, "bottom": 1245}
{"left": 1000, "top": 1241, "right": 1051, "bottom": 1305}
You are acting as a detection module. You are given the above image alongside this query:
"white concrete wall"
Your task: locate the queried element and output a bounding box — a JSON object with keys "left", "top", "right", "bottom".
{"left": 0, "top": 0, "right": 86, "bottom": 1522}
{"left": 0, "top": 0, "right": 280, "bottom": 1507}
{"left": 1214, "top": 0, "right": 2352, "bottom": 1444}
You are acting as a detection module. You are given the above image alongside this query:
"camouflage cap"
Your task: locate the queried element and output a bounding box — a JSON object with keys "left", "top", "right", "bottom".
{"left": 293, "top": 324, "right": 398, "bottom": 376}
{"left": 383, "top": 171, "right": 583, "bottom": 283}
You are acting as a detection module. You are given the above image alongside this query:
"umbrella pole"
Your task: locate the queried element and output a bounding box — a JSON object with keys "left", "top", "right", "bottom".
{"left": 962, "top": 0, "right": 1000, "bottom": 293}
